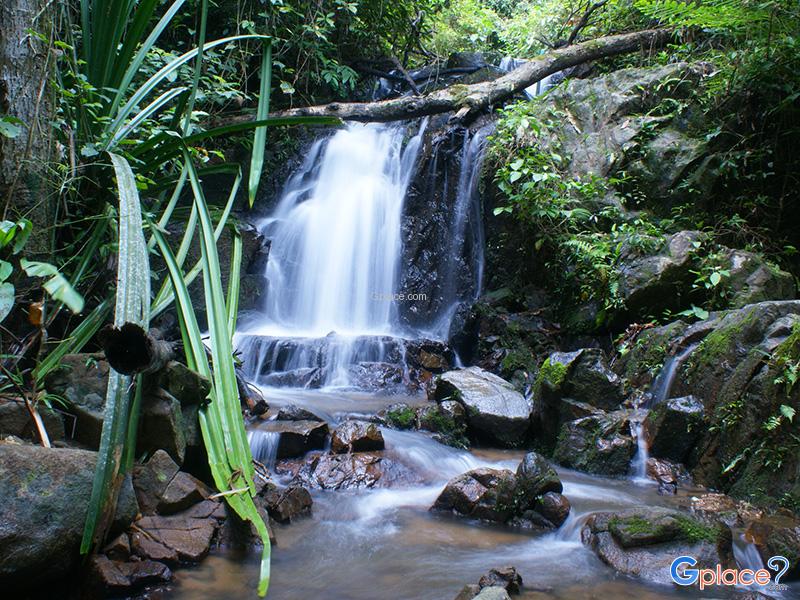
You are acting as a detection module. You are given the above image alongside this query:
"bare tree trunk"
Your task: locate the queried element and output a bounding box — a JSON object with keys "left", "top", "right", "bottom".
{"left": 253, "top": 29, "right": 671, "bottom": 124}
{"left": 0, "top": 0, "right": 53, "bottom": 254}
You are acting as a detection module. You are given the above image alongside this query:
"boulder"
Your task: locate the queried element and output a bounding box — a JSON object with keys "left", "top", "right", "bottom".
{"left": 432, "top": 468, "right": 517, "bottom": 523}
{"left": 0, "top": 400, "right": 65, "bottom": 442}
{"left": 536, "top": 349, "right": 625, "bottom": 410}
{"left": 745, "top": 515, "right": 800, "bottom": 581}
{"left": 132, "top": 449, "right": 180, "bottom": 514}
{"left": 514, "top": 452, "right": 562, "bottom": 511}
{"left": 156, "top": 361, "right": 211, "bottom": 405}
{"left": 433, "top": 367, "right": 532, "bottom": 446}
{"left": 257, "top": 483, "right": 313, "bottom": 523}
{"left": 137, "top": 388, "right": 187, "bottom": 464}
{"left": 582, "top": 507, "right": 728, "bottom": 585}
{"left": 536, "top": 492, "right": 571, "bottom": 528}
{"left": 157, "top": 471, "right": 211, "bottom": 514}
{"left": 719, "top": 248, "right": 796, "bottom": 308}
{"left": 131, "top": 514, "right": 217, "bottom": 563}
{"left": 88, "top": 555, "right": 171, "bottom": 594}
{"left": 415, "top": 402, "right": 469, "bottom": 448}
{"left": 0, "top": 445, "right": 138, "bottom": 589}
{"left": 643, "top": 395, "right": 705, "bottom": 463}
{"left": 478, "top": 566, "right": 522, "bottom": 595}
{"left": 553, "top": 411, "right": 636, "bottom": 476}
{"left": 254, "top": 419, "right": 329, "bottom": 459}
{"left": 299, "top": 452, "right": 414, "bottom": 490}
{"left": 276, "top": 404, "right": 324, "bottom": 422}
{"left": 330, "top": 421, "right": 384, "bottom": 453}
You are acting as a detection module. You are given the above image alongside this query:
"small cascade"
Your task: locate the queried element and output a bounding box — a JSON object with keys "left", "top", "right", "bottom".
{"left": 647, "top": 342, "right": 699, "bottom": 408}
{"left": 498, "top": 57, "right": 559, "bottom": 97}
{"left": 629, "top": 413, "right": 650, "bottom": 482}
{"left": 247, "top": 429, "right": 281, "bottom": 470}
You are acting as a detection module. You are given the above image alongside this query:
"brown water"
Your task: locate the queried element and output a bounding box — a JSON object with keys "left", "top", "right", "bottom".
{"left": 163, "top": 389, "right": 796, "bottom": 600}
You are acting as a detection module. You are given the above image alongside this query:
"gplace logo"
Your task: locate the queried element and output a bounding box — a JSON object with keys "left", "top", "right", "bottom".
{"left": 670, "top": 555, "right": 791, "bottom": 591}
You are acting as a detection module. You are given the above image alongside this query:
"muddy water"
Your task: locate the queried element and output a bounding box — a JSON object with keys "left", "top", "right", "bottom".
{"left": 165, "top": 389, "right": 787, "bottom": 600}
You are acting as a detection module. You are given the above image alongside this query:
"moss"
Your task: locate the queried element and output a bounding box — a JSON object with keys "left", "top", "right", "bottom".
{"left": 535, "top": 357, "right": 569, "bottom": 391}
{"left": 385, "top": 406, "right": 416, "bottom": 430}
{"left": 419, "top": 408, "right": 469, "bottom": 449}
{"left": 610, "top": 515, "right": 660, "bottom": 536}
{"left": 674, "top": 515, "right": 718, "bottom": 544}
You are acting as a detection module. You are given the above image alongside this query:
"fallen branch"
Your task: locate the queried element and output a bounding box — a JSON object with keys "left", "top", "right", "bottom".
{"left": 254, "top": 29, "right": 671, "bottom": 124}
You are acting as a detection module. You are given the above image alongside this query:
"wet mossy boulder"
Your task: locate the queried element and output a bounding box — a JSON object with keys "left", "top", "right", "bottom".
{"left": 432, "top": 468, "right": 518, "bottom": 523}
{"left": 0, "top": 445, "right": 138, "bottom": 591}
{"left": 553, "top": 410, "right": 637, "bottom": 476}
{"left": 330, "top": 420, "right": 384, "bottom": 454}
{"left": 433, "top": 367, "right": 532, "bottom": 447}
{"left": 582, "top": 507, "right": 729, "bottom": 585}
{"left": 643, "top": 395, "right": 706, "bottom": 463}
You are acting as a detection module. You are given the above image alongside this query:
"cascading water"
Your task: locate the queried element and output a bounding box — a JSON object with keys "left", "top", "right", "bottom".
{"left": 236, "top": 122, "right": 428, "bottom": 388}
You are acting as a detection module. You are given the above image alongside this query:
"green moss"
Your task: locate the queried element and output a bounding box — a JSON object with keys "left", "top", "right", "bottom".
{"left": 385, "top": 406, "right": 416, "bottom": 430}
{"left": 536, "top": 357, "right": 569, "bottom": 390}
{"left": 610, "top": 515, "right": 659, "bottom": 536}
{"left": 419, "top": 408, "right": 469, "bottom": 449}
{"left": 674, "top": 515, "right": 718, "bottom": 544}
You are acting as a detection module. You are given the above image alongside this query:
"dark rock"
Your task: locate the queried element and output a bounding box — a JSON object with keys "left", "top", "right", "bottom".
{"left": 103, "top": 533, "right": 131, "bottom": 561}
{"left": 446, "top": 51, "right": 487, "bottom": 69}
{"left": 254, "top": 419, "right": 329, "bottom": 459}
{"left": 719, "top": 248, "right": 796, "bottom": 308}
{"left": 536, "top": 349, "right": 625, "bottom": 411}
{"left": 131, "top": 514, "right": 217, "bottom": 562}
{"left": 746, "top": 515, "right": 800, "bottom": 581}
{"left": 133, "top": 449, "right": 180, "bottom": 514}
{"left": 183, "top": 498, "right": 227, "bottom": 520}
{"left": 156, "top": 361, "right": 211, "bottom": 405}
{"left": 0, "top": 445, "right": 138, "bottom": 589}
{"left": 137, "top": 388, "right": 186, "bottom": 464}
{"left": 643, "top": 395, "right": 705, "bottom": 463}
{"left": 330, "top": 420, "right": 384, "bottom": 453}
{"left": 582, "top": 507, "right": 728, "bottom": 585}
{"left": 536, "top": 492, "right": 571, "bottom": 528}
{"left": 415, "top": 402, "right": 469, "bottom": 448}
{"left": 404, "top": 339, "right": 455, "bottom": 373}
{"left": 0, "top": 400, "right": 65, "bottom": 442}
{"left": 263, "top": 367, "right": 324, "bottom": 389}
{"left": 43, "top": 353, "right": 108, "bottom": 447}
{"left": 431, "top": 468, "right": 517, "bottom": 523}
{"left": 514, "top": 452, "right": 562, "bottom": 511}
{"left": 276, "top": 404, "right": 324, "bottom": 421}
{"left": 257, "top": 483, "right": 313, "bottom": 523}
{"left": 433, "top": 367, "right": 532, "bottom": 446}
{"left": 158, "top": 471, "right": 211, "bottom": 514}
{"left": 299, "top": 452, "right": 414, "bottom": 490}
{"left": 478, "top": 566, "right": 522, "bottom": 595}
{"left": 553, "top": 411, "right": 636, "bottom": 476}
{"left": 645, "top": 458, "right": 681, "bottom": 494}
{"left": 347, "top": 362, "right": 406, "bottom": 391}
{"left": 88, "top": 555, "right": 171, "bottom": 593}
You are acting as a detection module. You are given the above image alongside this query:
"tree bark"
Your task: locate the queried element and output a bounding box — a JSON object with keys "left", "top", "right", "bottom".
{"left": 263, "top": 29, "right": 671, "bottom": 124}
{"left": 0, "top": 0, "right": 54, "bottom": 254}
{"left": 99, "top": 324, "right": 175, "bottom": 375}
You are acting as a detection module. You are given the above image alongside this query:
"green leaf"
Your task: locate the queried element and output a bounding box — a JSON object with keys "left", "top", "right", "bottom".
{"left": 248, "top": 40, "right": 272, "bottom": 207}
{"left": 508, "top": 171, "right": 522, "bottom": 183}
{"left": 0, "top": 282, "right": 14, "bottom": 322}
{"left": 20, "top": 259, "right": 85, "bottom": 314}
{"left": 709, "top": 271, "right": 722, "bottom": 286}
{"left": 0, "top": 115, "right": 23, "bottom": 139}
{"left": 780, "top": 405, "right": 795, "bottom": 423}
{"left": 0, "top": 260, "right": 12, "bottom": 281}
{"left": 11, "top": 219, "right": 32, "bottom": 254}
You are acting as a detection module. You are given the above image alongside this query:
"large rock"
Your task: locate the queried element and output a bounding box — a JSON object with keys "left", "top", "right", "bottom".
{"left": 330, "top": 421, "right": 384, "bottom": 454}
{"left": 0, "top": 445, "right": 138, "bottom": 590}
{"left": 254, "top": 419, "right": 329, "bottom": 458}
{"left": 132, "top": 449, "right": 180, "bottom": 514}
{"left": 582, "top": 507, "right": 729, "bottom": 585}
{"left": 514, "top": 452, "right": 562, "bottom": 511}
{"left": 643, "top": 395, "right": 706, "bottom": 463}
{"left": 477, "top": 566, "right": 522, "bottom": 595}
{"left": 433, "top": 367, "right": 532, "bottom": 446}
{"left": 432, "top": 468, "right": 517, "bottom": 523}
{"left": 157, "top": 471, "right": 211, "bottom": 514}
{"left": 553, "top": 411, "right": 637, "bottom": 476}
{"left": 257, "top": 482, "right": 313, "bottom": 523}
{"left": 0, "top": 399, "right": 64, "bottom": 442}
{"left": 137, "top": 388, "right": 187, "bottom": 464}
{"left": 745, "top": 515, "right": 800, "bottom": 581}
{"left": 720, "top": 248, "right": 796, "bottom": 308}
{"left": 88, "top": 555, "right": 171, "bottom": 594}
{"left": 130, "top": 514, "right": 217, "bottom": 563}
{"left": 299, "top": 452, "right": 415, "bottom": 490}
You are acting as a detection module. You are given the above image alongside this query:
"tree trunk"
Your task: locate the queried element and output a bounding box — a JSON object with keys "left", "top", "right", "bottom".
{"left": 0, "top": 0, "right": 53, "bottom": 254}
{"left": 262, "top": 29, "right": 671, "bottom": 124}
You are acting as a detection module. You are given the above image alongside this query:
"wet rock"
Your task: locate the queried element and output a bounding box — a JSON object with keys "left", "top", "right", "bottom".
{"left": 88, "top": 555, "right": 171, "bottom": 593}
{"left": 536, "top": 492, "right": 571, "bottom": 528}
{"left": 299, "top": 452, "right": 412, "bottom": 490}
{"left": 643, "top": 395, "right": 705, "bottom": 463}
{"left": 415, "top": 402, "right": 469, "bottom": 448}
{"left": 255, "top": 419, "right": 329, "bottom": 458}
{"left": 535, "top": 349, "right": 625, "bottom": 411}
{"left": 404, "top": 339, "right": 455, "bottom": 373}
{"left": 382, "top": 403, "right": 417, "bottom": 429}
{"left": 433, "top": 367, "right": 532, "bottom": 447}
{"left": 0, "top": 399, "right": 65, "bottom": 442}
{"left": 0, "top": 445, "right": 138, "bottom": 589}
{"left": 347, "top": 362, "right": 407, "bottom": 391}
{"left": 137, "top": 388, "right": 186, "bottom": 464}
{"left": 515, "top": 452, "right": 563, "bottom": 511}
{"left": 276, "top": 404, "right": 324, "bottom": 421}
{"left": 103, "top": 533, "right": 131, "bottom": 561}
{"left": 330, "top": 420, "right": 384, "bottom": 453}
{"left": 157, "top": 471, "right": 211, "bottom": 514}
{"left": 474, "top": 587, "right": 512, "bottom": 600}
{"left": 745, "top": 515, "right": 800, "bottom": 580}
{"left": 43, "top": 353, "right": 108, "bottom": 447}
{"left": 478, "top": 566, "right": 522, "bottom": 595}
{"left": 645, "top": 458, "right": 686, "bottom": 495}
{"left": 131, "top": 514, "right": 217, "bottom": 562}
{"left": 263, "top": 367, "right": 324, "bottom": 389}
{"left": 688, "top": 493, "right": 763, "bottom": 528}
{"left": 446, "top": 51, "right": 487, "bottom": 69}
{"left": 719, "top": 248, "right": 796, "bottom": 308}
{"left": 454, "top": 584, "right": 482, "bottom": 600}
{"left": 582, "top": 507, "right": 728, "bottom": 585}
{"left": 257, "top": 482, "right": 313, "bottom": 523}
{"left": 133, "top": 449, "right": 180, "bottom": 514}
{"left": 432, "top": 468, "right": 517, "bottom": 522}
{"left": 553, "top": 411, "right": 636, "bottom": 476}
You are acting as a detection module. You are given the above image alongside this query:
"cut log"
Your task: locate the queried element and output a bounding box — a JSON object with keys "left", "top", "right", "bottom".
{"left": 260, "top": 29, "right": 671, "bottom": 124}
{"left": 99, "top": 324, "right": 175, "bottom": 375}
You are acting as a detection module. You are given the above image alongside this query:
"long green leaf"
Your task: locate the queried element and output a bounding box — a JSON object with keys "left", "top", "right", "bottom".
{"left": 81, "top": 153, "right": 151, "bottom": 553}
{"left": 227, "top": 230, "right": 243, "bottom": 335}
{"left": 248, "top": 40, "right": 272, "bottom": 207}
{"left": 181, "top": 0, "right": 208, "bottom": 135}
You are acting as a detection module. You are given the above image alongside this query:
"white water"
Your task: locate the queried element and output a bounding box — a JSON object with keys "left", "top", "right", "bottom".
{"left": 248, "top": 429, "right": 280, "bottom": 470}
{"left": 499, "top": 57, "right": 558, "bottom": 97}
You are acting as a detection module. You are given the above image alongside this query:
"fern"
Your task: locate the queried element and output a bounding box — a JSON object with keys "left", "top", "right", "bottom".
{"left": 635, "top": 0, "right": 772, "bottom": 32}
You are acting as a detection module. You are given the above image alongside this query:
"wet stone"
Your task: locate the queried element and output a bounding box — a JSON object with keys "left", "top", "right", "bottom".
{"left": 330, "top": 420, "right": 384, "bottom": 454}
{"left": 157, "top": 471, "right": 211, "bottom": 514}
{"left": 131, "top": 515, "right": 217, "bottom": 563}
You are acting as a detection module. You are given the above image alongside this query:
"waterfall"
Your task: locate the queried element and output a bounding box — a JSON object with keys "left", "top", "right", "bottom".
{"left": 499, "top": 57, "right": 559, "bottom": 97}
{"left": 647, "top": 342, "right": 698, "bottom": 407}
{"left": 248, "top": 430, "right": 281, "bottom": 470}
